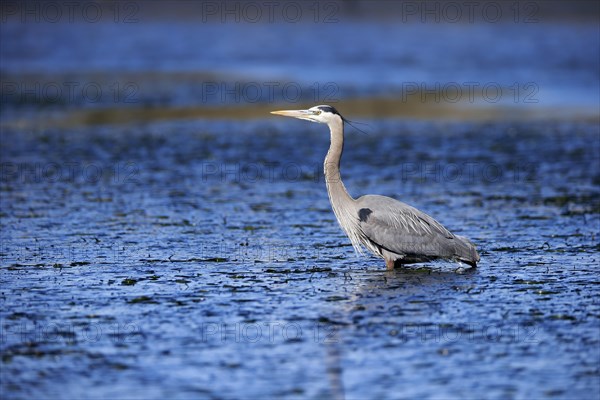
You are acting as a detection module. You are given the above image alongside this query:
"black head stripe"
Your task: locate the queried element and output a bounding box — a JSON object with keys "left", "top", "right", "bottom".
{"left": 316, "top": 105, "right": 367, "bottom": 134}
{"left": 317, "top": 105, "right": 340, "bottom": 115}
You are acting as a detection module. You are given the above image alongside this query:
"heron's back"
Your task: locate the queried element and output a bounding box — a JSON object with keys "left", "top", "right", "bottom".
{"left": 355, "top": 195, "right": 479, "bottom": 265}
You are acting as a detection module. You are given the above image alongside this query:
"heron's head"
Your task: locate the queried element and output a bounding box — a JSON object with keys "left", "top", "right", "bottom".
{"left": 270, "top": 105, "right": 343, "bottom": 125}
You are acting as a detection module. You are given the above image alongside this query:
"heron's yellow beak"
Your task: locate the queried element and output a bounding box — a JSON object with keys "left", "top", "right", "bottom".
{"left": 270, "top": 109, "right": 313, "bottom": 120}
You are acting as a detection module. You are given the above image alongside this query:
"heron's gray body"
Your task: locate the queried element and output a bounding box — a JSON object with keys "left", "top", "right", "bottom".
{"left": 349, "top": 194, "right": 478, "bottom": 266}
{"left": 272, "top": 105, "right": 480, "bottom": 269}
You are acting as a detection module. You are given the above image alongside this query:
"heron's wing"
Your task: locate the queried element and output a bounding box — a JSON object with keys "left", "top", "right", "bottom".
{"left": 356, "top": 195, "right": 456, "bottom": 257}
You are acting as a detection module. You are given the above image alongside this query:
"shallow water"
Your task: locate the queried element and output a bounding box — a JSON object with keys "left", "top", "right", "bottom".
{"left": 1, "top": 119, "right": 598, "bottom": 399}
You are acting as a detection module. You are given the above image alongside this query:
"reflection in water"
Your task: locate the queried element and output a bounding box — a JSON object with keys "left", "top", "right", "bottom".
{"left": 324, "top": 264, "right": 479, "bottom": 399}
{"left": 326, "top": 340, "right": 345, "bottom": 400}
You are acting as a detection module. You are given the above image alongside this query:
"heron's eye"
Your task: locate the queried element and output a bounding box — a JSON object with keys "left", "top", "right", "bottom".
{"left": 314, "top": 110, "right": 321, "bottom": 115}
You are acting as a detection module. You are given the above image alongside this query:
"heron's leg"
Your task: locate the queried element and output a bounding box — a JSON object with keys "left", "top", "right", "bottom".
{"left": 385, "top": 259, "right": 395, "bottom": 270}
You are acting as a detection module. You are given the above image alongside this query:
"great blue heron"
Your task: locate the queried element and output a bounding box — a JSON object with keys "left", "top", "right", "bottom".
{"left": 271, "top": 105, "right": 480, "bottom": 270}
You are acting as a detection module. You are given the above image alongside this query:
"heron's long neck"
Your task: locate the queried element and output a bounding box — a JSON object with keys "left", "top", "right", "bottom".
{"left": 324, "top": 119, "right": 354, "bottom": 210}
